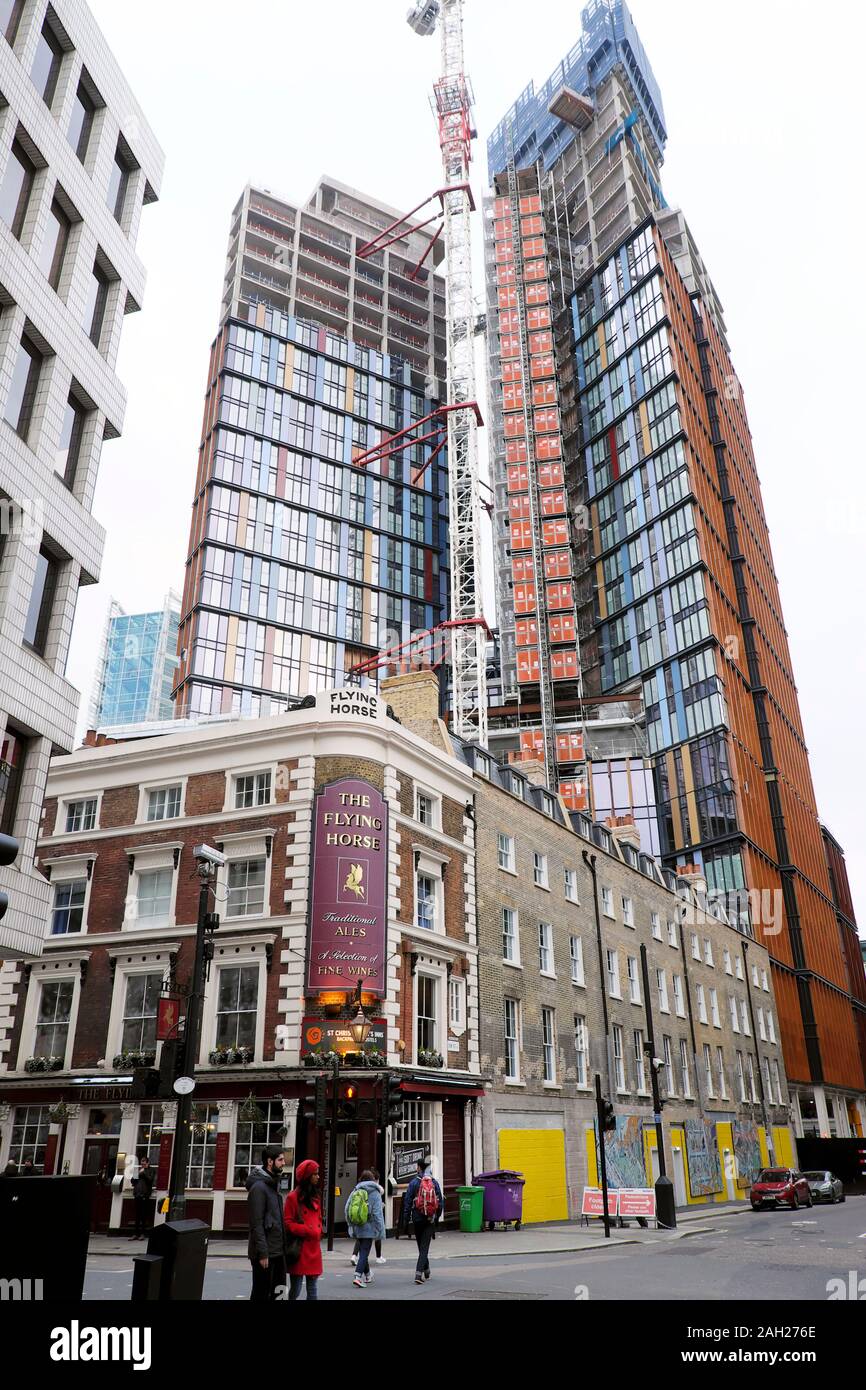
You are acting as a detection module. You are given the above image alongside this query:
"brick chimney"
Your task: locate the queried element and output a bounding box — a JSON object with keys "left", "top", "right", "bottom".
{"left": 514, "top": 757, "right": 547, "bottom": 789}
{"left": 379, "top": 670, "right": 450, "bottom": 752}
{"left": 605, "top": 814, "right": 642, "bottom": 852}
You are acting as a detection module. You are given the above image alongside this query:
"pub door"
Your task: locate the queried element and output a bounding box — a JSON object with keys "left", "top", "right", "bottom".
{"left": 82, "top": 1138, "right": 119, "bottom": 1232}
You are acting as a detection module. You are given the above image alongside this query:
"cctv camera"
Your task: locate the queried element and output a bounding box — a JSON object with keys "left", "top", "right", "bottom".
{"left": 652, "top": 1057, "right": 665, "bottom": 1070}
{"left": 193, "top": 844, "right": 226, "bottom": 868}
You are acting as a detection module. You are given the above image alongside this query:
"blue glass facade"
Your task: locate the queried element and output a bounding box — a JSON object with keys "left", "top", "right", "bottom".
{"left": 93, "top": 600, "right": 180, "bottom": 728}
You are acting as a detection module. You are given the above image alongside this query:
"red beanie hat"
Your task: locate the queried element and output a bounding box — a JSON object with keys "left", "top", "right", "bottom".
{"left": 295, "top": 1159, "right": 320, "bottom": 1183}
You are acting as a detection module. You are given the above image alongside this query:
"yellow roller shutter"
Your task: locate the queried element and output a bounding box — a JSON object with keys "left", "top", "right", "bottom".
{"left": 498, "top": 1128, "right": 568, "bottom": 1223}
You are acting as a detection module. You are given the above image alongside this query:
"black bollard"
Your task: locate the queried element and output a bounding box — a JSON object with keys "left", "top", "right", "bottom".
{"left": 655, "top": 1174, "right": 677, "bottom": 1229}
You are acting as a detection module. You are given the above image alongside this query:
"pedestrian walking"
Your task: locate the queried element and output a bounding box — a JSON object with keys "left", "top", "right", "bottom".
{"left": 346, "top": 1170, "right": 386, "bottom": 1288}
{"left": 283, "top": 1158, "right": 323, "bottom": 1300}
{"left": 131, "top": 1156, "right": 154, "bottom": 1240}
{"left": 350, "top": 1165, "right": 386, "bottom": 1267}
{"left": 245, "top": 1144, "right": 287, "bottom": 1302}
{"left": 402, "top": 1157, "right": 444, "bottom": 1285}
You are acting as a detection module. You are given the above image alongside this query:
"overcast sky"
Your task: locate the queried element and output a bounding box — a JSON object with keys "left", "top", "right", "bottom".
{"left": 76, "top": 0, "right": 866, "bottom": 925}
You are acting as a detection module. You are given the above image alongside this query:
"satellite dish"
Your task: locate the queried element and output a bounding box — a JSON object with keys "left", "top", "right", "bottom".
{"left": 173, "top": 1076, "right": 195, "bottom": 1096}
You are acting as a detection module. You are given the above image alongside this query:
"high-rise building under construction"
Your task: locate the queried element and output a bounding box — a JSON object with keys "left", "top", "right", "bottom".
{"left": 483, "top": 0, "right": 865, "bottom": 1129}
{"left": 173, "top": 177, "right": 449, "bottom": 719}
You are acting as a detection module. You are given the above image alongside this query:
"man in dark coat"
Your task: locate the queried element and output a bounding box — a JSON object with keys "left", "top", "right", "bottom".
{"left": 402, "top": 1156, "right": 444, "bottom": 1285}
{"left": 246, "top": 1145, "right": 287, "bottom": 1301}
{"left": 131, "top": 1157, "right": 155, "bottom": 1239}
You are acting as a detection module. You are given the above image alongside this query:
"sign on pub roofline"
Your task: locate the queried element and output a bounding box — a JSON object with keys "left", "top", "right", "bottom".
{"left": 306, "top": 777, "right": 388, "bottom": 996}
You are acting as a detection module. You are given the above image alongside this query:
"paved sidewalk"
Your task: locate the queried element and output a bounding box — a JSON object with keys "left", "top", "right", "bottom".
{"left": 89, "top": 1200, "right": 750, "bottom": 1262}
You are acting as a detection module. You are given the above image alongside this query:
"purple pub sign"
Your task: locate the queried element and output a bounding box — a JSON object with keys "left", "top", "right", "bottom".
{"left": 306, "top": 778, "right": 388, "bottom": 996}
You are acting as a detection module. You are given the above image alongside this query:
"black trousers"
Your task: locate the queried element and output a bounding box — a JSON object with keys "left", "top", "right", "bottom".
{"left": 249, "top": 1255, "right": 287, "bottom": 1302}
{"left": 133, "top": 1196, "right": 151, "bottom": 1237}
{"left": 411, "top": 1217, "right": 435, "bottom": 1274}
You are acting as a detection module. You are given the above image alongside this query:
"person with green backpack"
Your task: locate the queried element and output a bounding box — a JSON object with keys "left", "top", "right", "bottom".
{"left": 345, "top": 1170, "right": 386, "bottom": 1288}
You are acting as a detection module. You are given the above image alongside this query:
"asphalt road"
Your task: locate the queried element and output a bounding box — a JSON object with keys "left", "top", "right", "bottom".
{"left": 84, "top": 1198, "right": 866, "bottom": 1302}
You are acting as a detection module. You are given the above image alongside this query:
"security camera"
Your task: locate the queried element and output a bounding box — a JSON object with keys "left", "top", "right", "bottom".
{"left": 193, "top": 844, "right": 226, "bottom": 868}
{"left": 652, "top": 1057, "right": 665, "bottom": 1070}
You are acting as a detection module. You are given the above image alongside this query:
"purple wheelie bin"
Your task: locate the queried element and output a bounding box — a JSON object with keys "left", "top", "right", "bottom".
{"left": 473, "top": 1169, "right": 525, "bottom": 1230}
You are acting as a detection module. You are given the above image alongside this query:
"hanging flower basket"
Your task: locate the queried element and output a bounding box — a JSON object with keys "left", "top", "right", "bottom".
{"left": 239, "top": 1093, "right": 265, "bottom": 1124}
{"left": 24, "top": 1056, "right": 63, "bottom": 1073}
{"left": 48, "top": 1100, "right": 71, "bottom": 1124}
{"left": 418, "top": 1049, "right": 444, "bottom": 1069}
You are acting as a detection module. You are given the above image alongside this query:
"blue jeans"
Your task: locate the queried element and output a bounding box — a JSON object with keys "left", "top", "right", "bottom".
{"left": 355, "top": 1236, "right": 374, "bottom": 1277}
{"left": 289, "top": 1274, "right": 319, "bottom": 1300}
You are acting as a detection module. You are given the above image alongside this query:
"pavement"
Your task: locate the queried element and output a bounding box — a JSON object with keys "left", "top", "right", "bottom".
{"left": 89, "top": 1199, "right": 752, "bottom": 1263}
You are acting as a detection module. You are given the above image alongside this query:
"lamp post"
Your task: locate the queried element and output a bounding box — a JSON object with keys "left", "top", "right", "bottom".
{"left": 326, "top": 981, "right": 371, "bottom": 1252}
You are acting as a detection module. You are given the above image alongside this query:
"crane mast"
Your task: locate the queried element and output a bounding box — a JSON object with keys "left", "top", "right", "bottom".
{"left": 432, "top": 0, "right": 487, "bottom": 747}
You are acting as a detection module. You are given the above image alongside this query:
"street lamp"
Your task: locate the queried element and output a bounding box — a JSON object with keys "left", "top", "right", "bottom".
{"left": 348, "top": 1007, "right": 372, "bottom": 1048}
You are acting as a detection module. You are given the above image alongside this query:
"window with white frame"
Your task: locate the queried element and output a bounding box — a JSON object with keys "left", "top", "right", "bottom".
{"left": 622, "top": 895, "right": 634, "bottom": 927}
{"left": 502, "top": 907, "right": 519, "bottom": 964}
{"left": 538, "top": 922, "right": 554, "bottom": 975}
{"left": 627, "top": 955, "right": 641, "bottom": 1004}
{"left": 729, "top": 995, "right": 740, "bottom": 1033}
{"left": 740, "top": 1000, "right": 751, "bottom": 1036}
{"left": 9, "top": 1105, "right": 51, "bottom": 1172}
{"left": 651, "top": 911, "right": 661, "bottom": 940}
{"left": 709, "top": 987, "right": 720, "bottom": 1028}
{"left": 672, "top": 973, "right": 685, "bottom": 1017}
{"left": 734, "top": 955, "right": 743, "bottom": 980}
{"left": 120, "top": 973, "right": 162, "bottom": 1055}
{"left": 679, "top": 1038, "right": 692, "bottom": 1098}
{"left": 574, "top": 1014, "right": 588, "bottom": 1086}
{"left": 667, "top": 920, "right": 678, "bottom": 947}
{"left": 656, "top": 968, "right": 669, "bottom": 1013}
{"left": 761, "top": 1055, "right": 773, "bottom": 1105}
{"left": 757, "top": 1007, "right": 766, "bottom": 1041}
{"left": 751, "top": 963, "right": 760, "bottom": 987}
{"left": 542, "top": 1007, "right": 556, "bottom": 1082}
{"left": 633, "top": 1028, "right": 646, "bottom": 1091}
{"left": 394, "top": 1099, "right": 433, "bottom": 1145}
{"left": 612, "top": 1024, "right": 626, "bottom": 1090}
{"left": 771, "top": 1058, "right": 783, "bottom": 1103}
{"left": 187, "top": 1103, "right": 219, "bottom": 1188}
{"left": 233, "top": 1099, "right": 285, "bottom": 1187}
{"left": 533, "top": 852, "right": 549, "bottom": 889}
{"left": 606, "top": 949, "right": 621, "bottom": 998}
{"left": 448, "top": 976, "right": 465, "bottom": 1032}
{"left": 415, "top": 789, "right": 439, "bottom": 828}
{"left": 509, "top": 773, "right": 525, "bottom": 800}
{"left": 761, "top": 969, "right": 769, "bottom": 992}
{"left": 50, "top": 878, "right": 86, "bottom": 935}
{"left": 146, "top": 785, "right": 182, "bottom": 822}
{"left": 703, "top": 939, "right": 714, "bottom": 967}
{"left": 704, "top": 1043, "right": 715, "bottom": 1097}
{"left": 33, "top": 979, "right": 74, "bottom": 1059}
{"left": 564, "top": 867, "right": 578, "bottom": 902}
{"left": 735, "top": 1051, "right": 746, "bottom": 1100}
{"left": 504, "top": 998, "right": 520, "bottom": 1080}
{"left": 416, "top": 873, "right": 437, "bottom": 930}
{"left": 716, "top": 1046, "right": 728, "bottom": 1099}
{"left": 136, "top": 1104, "right": 165, "bottom": 1167}
{"left": 601, "top": 885, "right": 614, "bottom": 917}
{"left": 215, "top": 965, "right": 259, "bottom": 1051}
{"left": 497, "top": 833, "right": 516, "bottom": 873}
{"left": 136, "top": 868, "right": 173, "bottom": 925}
{"left": 723, "top": 948, "right": 732, "bottom": 975}
{"left": 64, "top": 797, "right": 97, "bottom": 833}
{"left": 696, "top": 983, "right": 707, "bottom": 1024}
{"left": 767, "top": 1012, "right": 776, "bottom": 1044}
{"left": 690, "top": 932, "right": 700, "bottom": 961}
{"left": 663, "top": 1036, "right": 675, "bottom": 1095}
{"left": 233, "top": 770, "right": 272, "bottom": 809}
{"left": 226, "top": 858, "right": 266, "bottom": 917}
{"left": 416, "top": 974, "right": 439, "bottom": 1054}
{"left": 570, "top": 936, "right": 584, "bottom": 986}
{"left": 746, "top": 1053, "right": 758, "bottom": 1101}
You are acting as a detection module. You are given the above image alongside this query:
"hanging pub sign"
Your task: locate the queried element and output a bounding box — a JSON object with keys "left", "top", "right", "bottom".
{"left": 306, "top": 778, "right": 388, "bottom": 996}
{"left": 157, "top": 996, "right": 182, "bottom": 1041}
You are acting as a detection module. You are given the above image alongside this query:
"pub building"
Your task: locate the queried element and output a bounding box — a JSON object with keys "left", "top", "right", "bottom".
{"left": 0, "top": 675, "right": 485, "bottom": 1233}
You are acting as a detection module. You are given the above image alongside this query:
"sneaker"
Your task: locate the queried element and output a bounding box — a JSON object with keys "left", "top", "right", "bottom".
{"left": 364, "top": 1272, "right": 374, "bottom": 1285}
{"left": 350, "top": 1254, "right": 358, "bottom": 1266}
{"left": 415, "top": 1275, "right": 424, "bottom": 1285}
{"left": 424, "top": 1268, "right": 431, "bottom": 1280}
{"left": 376, "top": 1256, "right": 387, "bottom": 1264}
{"left": 353, "top": 1275, "right": 364, "bottom": 1288}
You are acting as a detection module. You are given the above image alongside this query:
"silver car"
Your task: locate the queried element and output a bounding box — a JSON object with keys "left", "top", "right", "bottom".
{"left": 803, "top": 1170, "right": 845, "bottom": 1204}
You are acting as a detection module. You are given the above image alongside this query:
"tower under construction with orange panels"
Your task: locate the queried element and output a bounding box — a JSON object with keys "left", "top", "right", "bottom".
{"left": 484, "top": 0, "right": 866, "bottom": 1129}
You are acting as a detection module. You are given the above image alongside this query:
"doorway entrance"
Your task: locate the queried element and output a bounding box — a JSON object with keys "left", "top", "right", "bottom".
{"left": 82, "top": 1106, "right": 122, "bottom": 1232}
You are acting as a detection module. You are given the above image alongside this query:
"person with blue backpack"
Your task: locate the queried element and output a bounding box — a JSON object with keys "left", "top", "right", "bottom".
{"left": 401, "top": 1156, "right": 444, "bottom": 1285}
{"left": 345, "top": 1169, "right": 386, "bottom": 1288}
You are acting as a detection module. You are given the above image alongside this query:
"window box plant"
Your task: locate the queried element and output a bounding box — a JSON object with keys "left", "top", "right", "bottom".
{"left": 418, "top": 1048, "right": 444, "bottom": 1069}
{"left": 112, "top": 1050, "right": 156, "bottom": 1069}
{"left": 24, "top": 1055, "right": 63, "bottom": 1073}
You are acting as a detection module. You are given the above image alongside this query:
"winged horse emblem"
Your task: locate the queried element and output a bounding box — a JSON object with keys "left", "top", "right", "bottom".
{"left": 344, "top": 863, "right": 365, "bottom": 900}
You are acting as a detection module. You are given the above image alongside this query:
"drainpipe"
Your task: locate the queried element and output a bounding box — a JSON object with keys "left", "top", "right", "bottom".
{"left": 676, "top": 890, "right": 705, "bottom": 1108}
{"left": 742, "top": 938, "right": 775, "bottom": 1163}
{"left": 582, "top": 849, "right": 613, "bottom": 1098}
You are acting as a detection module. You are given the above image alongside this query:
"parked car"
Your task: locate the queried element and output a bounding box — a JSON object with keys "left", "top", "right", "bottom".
{"left": 749, "top": 1168, "right": 813, "bottom": 1211}
{"left": 803, "top": 1170, "right": 845, "bottom": 1204}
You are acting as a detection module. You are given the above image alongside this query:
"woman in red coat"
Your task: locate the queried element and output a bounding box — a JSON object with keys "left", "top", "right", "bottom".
{"left": 283, "top": 1158, "right": 323, "bottom": 1300}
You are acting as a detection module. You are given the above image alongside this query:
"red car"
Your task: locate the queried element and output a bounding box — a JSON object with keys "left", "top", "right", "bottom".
{"left": 750, "top": 1168, "right": 813, "bottom": 1211}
